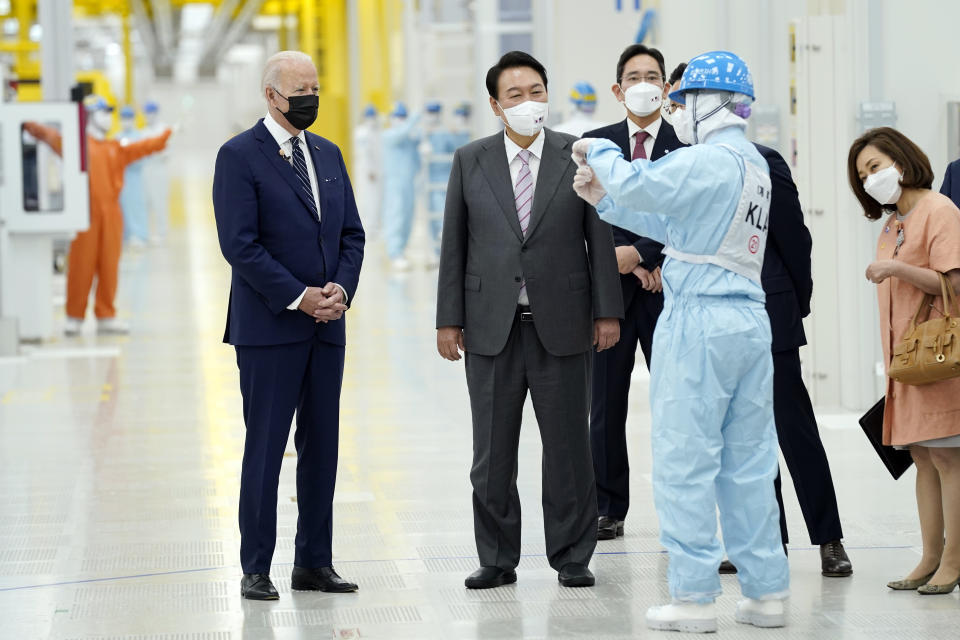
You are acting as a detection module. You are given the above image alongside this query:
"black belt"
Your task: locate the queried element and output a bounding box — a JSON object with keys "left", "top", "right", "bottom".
{"left": 518, "top": 305, "right": 534, "bottom": 322}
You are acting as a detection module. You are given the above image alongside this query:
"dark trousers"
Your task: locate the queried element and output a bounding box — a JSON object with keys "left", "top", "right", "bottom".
{"left": 771, "top": 348, "right": 843, "bottom": 545}
{"left": 235, "top": 336, "right": 345, "bottom": 574}
{"left": 590, "top": 287, "right": 663, "bottom": 519}
{"left": 464, "top": 313, "right": 597, "bottom": 571}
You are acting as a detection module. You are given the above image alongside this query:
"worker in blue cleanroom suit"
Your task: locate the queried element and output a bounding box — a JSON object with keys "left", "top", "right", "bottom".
{"left": 381, "top": 101, "right": 421, "bottom": 271}
{"left": 118, "top": 106, "right": 150, "bottom": 247}
{"left": 572, "top": 51, "right": 789, "bottom": 634}
{"left": 352, "top": 104, "right": 383, "bottom": 239}
{"left": 141, "top": 101, "right": 171, "bottom": 244}
{"left": 553, "top": 81, "right": 599, "bottom": 137}
{"left": 421, "top": 101, "right": 471, "bottom": 265}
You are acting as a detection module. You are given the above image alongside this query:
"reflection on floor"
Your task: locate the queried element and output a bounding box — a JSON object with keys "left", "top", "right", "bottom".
{"left": 0, "top": 164, "right": 957, "bottom": 639}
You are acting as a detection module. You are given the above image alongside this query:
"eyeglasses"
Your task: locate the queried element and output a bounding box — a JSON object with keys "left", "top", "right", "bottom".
{"left": 664, "top": 102, "right": 685, "bottom": 114}
{"left": 623, "top": 73, "right": 664, "bottom": 86}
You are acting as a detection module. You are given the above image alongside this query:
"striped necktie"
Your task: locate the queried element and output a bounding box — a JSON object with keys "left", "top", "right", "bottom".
{"left": 290, "top": 136, "right": 319, "bottom": 219}
{"left": 515, "top": 149, "right": 533, "bottom": 235}
{"left": 515, "top": 149, "right": 533, "bottom": 299}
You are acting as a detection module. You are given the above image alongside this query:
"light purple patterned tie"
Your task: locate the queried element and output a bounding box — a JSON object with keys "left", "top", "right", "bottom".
{"left": 515, "top": 149, "right": 533, "bottom": 298}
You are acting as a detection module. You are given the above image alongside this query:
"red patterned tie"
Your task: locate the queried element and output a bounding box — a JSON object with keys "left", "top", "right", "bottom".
{"left": 633, "top": 130, "right": 650, "bottom": 160}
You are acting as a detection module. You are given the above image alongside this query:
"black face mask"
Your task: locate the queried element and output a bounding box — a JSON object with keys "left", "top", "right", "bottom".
{"left": 273, "top": 89, "right": 319, "bottom": 131}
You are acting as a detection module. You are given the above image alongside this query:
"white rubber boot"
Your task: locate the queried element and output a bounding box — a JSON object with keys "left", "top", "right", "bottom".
{"left": 645, "top": 601, "right": 717, "bottom": 633}
{"left": 97, "top": 317, "right": 130, "bottom": 335}
{"left": 64, "top": 317, "right": 83, "bottom": 336}
{"left": 734, "top": 597, "right": 787, "bottom": 628}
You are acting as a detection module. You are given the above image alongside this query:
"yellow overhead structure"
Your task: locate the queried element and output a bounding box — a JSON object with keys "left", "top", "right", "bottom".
{"left": 0, "top": 0, "right": 41, "bottom": 100}
{"left": 276, "top": 0, "right": 404, "bottom": 166}
{"left": 0, "top": 1, "right": 130, "bottom": 102}
{"left": 72, "top": 0, "right": 128, "bottom": 16}
{"left": 299, "top": 0, "right": 348, "bottom": 160}
{"left": 72, "top": 0, "right": 248, "bottom": 14}
{"left": 273, "top": 0, "right": 297, "bottom": 51}
{"left": 4, "top": 0, "right": 407, "bottom": 152}
{"left": 358, "top": 0, "right": 402, "bottom": 116}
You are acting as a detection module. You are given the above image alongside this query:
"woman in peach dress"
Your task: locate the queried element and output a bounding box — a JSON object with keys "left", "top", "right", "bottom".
{"left": 848, "top": 127, "right": 960, "bottom": 595}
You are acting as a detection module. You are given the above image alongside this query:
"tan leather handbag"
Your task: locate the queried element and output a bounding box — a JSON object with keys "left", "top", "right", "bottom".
{"left": 889, "top": 273, "right": 960, "bottom": 385}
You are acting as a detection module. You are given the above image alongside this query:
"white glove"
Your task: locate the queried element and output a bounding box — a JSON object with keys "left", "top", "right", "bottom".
{"left": 572, "top": 165, "right": 606, "bottom": 206}
{"left": 571, "top": 138, "right": 597, "bottom": 167}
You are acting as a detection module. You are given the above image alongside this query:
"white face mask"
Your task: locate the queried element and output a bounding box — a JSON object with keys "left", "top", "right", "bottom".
{"left": 660, "top": 104, "right": 675, "bottom": 126}
{"left": 91, "top": 110, "right": 113, "bottom": 133}
{"left": 671, "top": 92, "right": 737, "bottom": 145}
{"left": 863, "top": 163, "right": 903, "bottom": 205}
{"left": 121, "top": 118, "right": 136, "bottom": 131}
{"left": 622, "top": 82, "right": 662, "bottom": 117}
{"left": 498, "top": 100, "right": 548, "bottom": 136}
{"left": 673, "top": 106, "right": 694, "bottom": 144}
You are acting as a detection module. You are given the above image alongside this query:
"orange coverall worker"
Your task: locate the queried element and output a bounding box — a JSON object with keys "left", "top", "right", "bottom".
{"left": 24, "top": 122, "right": 171, "bottom": 319}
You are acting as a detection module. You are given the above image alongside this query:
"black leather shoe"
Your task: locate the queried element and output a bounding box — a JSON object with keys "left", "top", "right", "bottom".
{"left": 465, "top": 566, "right": 517, "bottom": 589}
{"left": 719, "top": 543, "right": 787, "bottom": 574}
{"left": 718, "top": 560, "right": 738, "bottom": 574}
{"left": 558, "top": 563, "right": 595, "bottom": 587}
{"left": 820, "top": 541, "right": 852, "bottom": 577}
{"left": 291, "top": 566, "right": 358, "bottom": 592}
{"left": 241, "top": 573, "right": 279, "bottom": 600}
{"left": 597, "top": 516, "right": 624, "bottom": 541}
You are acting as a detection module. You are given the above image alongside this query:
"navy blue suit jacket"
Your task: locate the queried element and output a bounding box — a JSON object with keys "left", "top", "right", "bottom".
{"left": 213, "top": 119, "right": 365, "bottom": 347}
{"left": 940, "top": 159, "right": 960, "bottom": 208}
{"left": 756, "top": 144, "right": 812, "bottom": 352}
{"left": 582, "top": 118, "right": 685, "bottom": 308}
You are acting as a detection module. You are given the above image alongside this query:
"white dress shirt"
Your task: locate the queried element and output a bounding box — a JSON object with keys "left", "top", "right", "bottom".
{"left": 262, "top": 112, "right": 348, "bottom": 309}
{"left": 504, "top": 129, "right": 546, "bottom": 305}
{"left": 263, "top": 111, "right": 321, "bottom": 220}
{"left": 626, "top": 115, "right": 661, "bottom": 160}
{"left": 622, "top": 116, "right": 662, "bottom": 264}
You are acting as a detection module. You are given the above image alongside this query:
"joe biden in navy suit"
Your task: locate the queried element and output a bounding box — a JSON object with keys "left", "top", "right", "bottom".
{"left": 213, "top": 51, "right": 364, "bottom": 600}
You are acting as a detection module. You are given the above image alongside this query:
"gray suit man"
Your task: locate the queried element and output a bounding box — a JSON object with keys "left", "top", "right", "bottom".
{"left": 436, "top": 51, "right": 623, "bottom": 590}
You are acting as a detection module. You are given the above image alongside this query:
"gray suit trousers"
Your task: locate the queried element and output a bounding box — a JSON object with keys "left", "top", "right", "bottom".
{"left": 465, "top": 312, "right": 597, "bottom": 571}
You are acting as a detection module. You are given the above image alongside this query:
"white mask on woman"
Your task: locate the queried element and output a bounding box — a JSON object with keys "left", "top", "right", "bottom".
{"left": 498, "top": 100, "right": 548, "bottom": 136}
{"left": 863, "top": 163, "right": 903, "bottom": 205}
{"left": 622, "top": 82, "right": 662, "bottom": 117}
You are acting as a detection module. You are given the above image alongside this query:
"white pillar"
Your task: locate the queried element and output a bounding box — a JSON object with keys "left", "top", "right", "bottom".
{"left": 39, "top": 0, "right": 74, "bottom": 101}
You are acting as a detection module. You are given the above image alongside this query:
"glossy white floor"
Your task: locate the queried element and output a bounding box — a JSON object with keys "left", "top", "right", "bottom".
{"left": 1, "top": 157, "right": 958, "bottom": 639}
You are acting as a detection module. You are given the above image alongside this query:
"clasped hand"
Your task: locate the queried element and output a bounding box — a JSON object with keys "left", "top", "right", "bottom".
{"left": 634, "top": 265, "right": 662, "bottom": 293}
{"left": 298, "top": 283, "right": 347, "bottom": 323}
